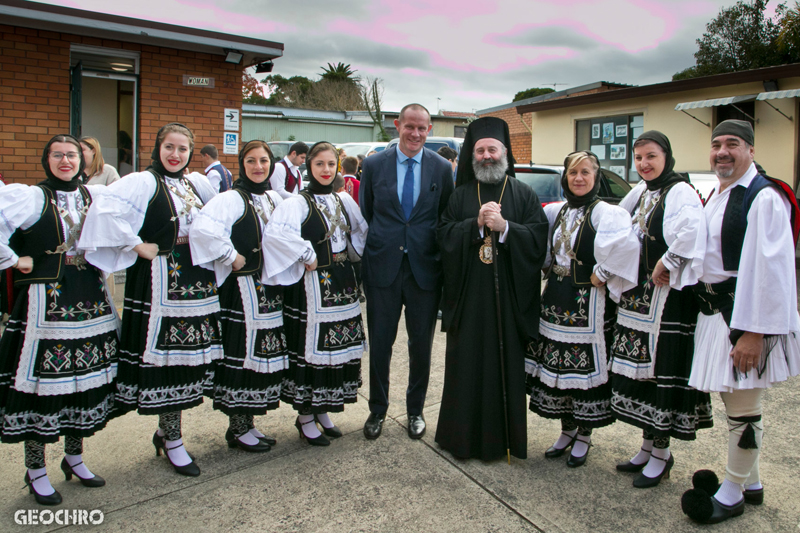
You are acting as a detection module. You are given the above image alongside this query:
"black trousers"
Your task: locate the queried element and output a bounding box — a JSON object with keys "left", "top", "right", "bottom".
{"left": 365, "top": 254, "right": 440, "bottom": 416}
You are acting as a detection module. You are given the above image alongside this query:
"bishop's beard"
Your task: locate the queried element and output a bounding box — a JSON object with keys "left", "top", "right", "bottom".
{"left": 473, "top": 156, "right": 508, "bottom": 184}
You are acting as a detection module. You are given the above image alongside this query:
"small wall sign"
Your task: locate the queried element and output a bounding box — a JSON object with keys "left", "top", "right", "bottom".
{"left": 182, "top": 75, "right": 215, "bottom": 88}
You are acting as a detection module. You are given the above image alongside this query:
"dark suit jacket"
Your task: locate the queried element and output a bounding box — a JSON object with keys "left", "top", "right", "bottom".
{"left": 360, "top": 146, "right": 454, "bottom": 291}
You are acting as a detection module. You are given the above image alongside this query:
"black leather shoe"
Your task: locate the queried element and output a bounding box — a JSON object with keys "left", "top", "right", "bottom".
{"left": 632, "top": 453, "right": 674, "bottom": 489}
{"left": 295, "top": 417, "right": 330, "bottom": 447}
{"left": 153, "top": 433, "right": 201, "bottom": 476}
{"left": 615, "top": 447, "right": 650, "bottom": 472}
{"left": 225, "top": 429, "right": 271, "bottom": 453}
{"left": 407, "top": 414, "right": 426, "bottom": 439}
{"left": 23, "top": 472, "right": 62, "bottom": 506}
{"left": 682, "top": 489, "right": 745, "bottom": 524}
{"left": 363, "top": 412, "right": 386, "bottom": 440}
{"left": 743, "top": 487, "right": 764, "bottom": 505}
{"left": 60, "top": 457, "right": 105, "bottom": 487}
{"left": 705, "top": 497, "right": 745, "bottom": 524}
{"left": 314, "top": 414, "right": 343, "bottom": 438}
{"left": 566, "top": 438, "right": 591, "bottom": 468}
{"left": 258, "top": 435, "right": 278, "bottom": 446}
{"left": 545, "top": 432, "right": 577, "bottom": 459}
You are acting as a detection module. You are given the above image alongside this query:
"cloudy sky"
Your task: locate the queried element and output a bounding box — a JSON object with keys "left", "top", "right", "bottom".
{"left": 47, "top": 0, "right": 774, "bottom": 113}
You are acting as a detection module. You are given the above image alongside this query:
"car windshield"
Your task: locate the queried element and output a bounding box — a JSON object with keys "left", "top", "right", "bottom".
{"left": 268, "top": 143, "right": 289, "bottom": 160}
{"left": 338, "top": 144, "right": 372, "bottom": 158}
{"left": 515, "top": 171, "right": 561, "bottom": 203}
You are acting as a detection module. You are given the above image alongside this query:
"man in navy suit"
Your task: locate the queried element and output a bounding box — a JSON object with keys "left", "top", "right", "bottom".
{"left": 359, "top": 104, "right": 455, "bottom": 440}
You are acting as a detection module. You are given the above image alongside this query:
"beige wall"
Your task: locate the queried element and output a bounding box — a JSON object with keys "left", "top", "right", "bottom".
{"left": 530, "top": 77, "right": 800, "bottom": 186}
{"left": 431, "top": 117, "right": 467, "bottom": 137}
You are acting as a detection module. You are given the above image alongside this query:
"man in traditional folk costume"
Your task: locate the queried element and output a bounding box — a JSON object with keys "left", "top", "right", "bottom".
{"left": 681, "top": 120, "right": 800, "bottom": 524}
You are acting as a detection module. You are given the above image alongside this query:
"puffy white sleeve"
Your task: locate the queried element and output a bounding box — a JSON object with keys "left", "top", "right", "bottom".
{"left": 591, "top": 202, "right": 639, "bottom": 302}
{"left": 540, "top": 201, "right": 564, "bottom": 270}
{"left": 341, "top": 191, "right": 368, "bottom": 255}
{"left": 661, "top": 182, "right": 706, "bottom": 289}
{"left": 0, "top": 184, "right": 45, "bottom": 269}
{"left": 731, "top": 189, "right": 800, "bottom": 335}
{"left": 185, "top": 171, "right": 218, "bottom": 205}
{"left": 262, "top": 195, "right": 315, "bottom": 285}
{"left": 78, "top": 171, "right": 156, "bottom": 272}
{"left": 618, "top": 181, "right": 645, "bottom": 214}
{"left": 189, "top": 190, "right": 245, "bottom": 286}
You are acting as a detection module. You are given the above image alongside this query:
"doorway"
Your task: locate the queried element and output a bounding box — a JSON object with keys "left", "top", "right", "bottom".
{"left": 70, "top": 46, "right": 139, "bottom": 175}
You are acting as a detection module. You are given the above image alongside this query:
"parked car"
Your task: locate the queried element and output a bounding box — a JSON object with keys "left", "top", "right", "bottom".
{"left": 513, "top": 164, "right": 632, "bottom": 205}
{"left": 336, "top": 142, "right": 388, "bottom": 158}
{"left": 386, "top": 136, "right": 463, "bottom": 155}
{"left": 266, "top": 140, "right": 315, "bottom": 177}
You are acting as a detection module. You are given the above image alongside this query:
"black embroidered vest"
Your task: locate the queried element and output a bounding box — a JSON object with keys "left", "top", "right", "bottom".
{"left": 551, "top": 200, "right": 599, "bottom": 286}
{"left": 138, "top": 171, "right": 200, "bottom": 255}
{"left": 10, "top": 184, "right": 91, "bottom": 286}
{"left": 300, "top": 191, "right": 351, "bottom": 269}
{"left": 229, "top": 190, "right": 273, "bottom": 276}
{"left": 637, "top": 183, "right": 679, "bottom": 274}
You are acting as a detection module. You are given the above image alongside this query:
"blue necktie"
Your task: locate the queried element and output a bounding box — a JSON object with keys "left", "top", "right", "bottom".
{"left": 402, "top": 159, "right": 415, "bottom": 220}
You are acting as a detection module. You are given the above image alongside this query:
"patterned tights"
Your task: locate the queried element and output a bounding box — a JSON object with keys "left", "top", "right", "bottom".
{"left": 24, "top": 437, "right": 83, "bottom": 469}
{"left": 229, "top": 414, "right": 254, "bottom": 438}
{"left": 561, "top": 419, "right": 592, "bottom": 437}
{"left": 642, "top": 430, "right": 671, "bottom": 449}
{"left": 159, "top": 411, "right": 182, "bottom": 441}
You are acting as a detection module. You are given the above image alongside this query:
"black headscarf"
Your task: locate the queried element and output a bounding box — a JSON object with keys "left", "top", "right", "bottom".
{"left": 40, "top": 134, "right": 85, "bottom": 191}
{"left": 233, "top": 140, "right": 274, "bottom": 195}
{"left": 455, "top": 117, "right": 516, "bottom": 188}
{"left": 561, "top": 151, "right": 602, "bottom": 208}
{"left": 304, "top": 142, "right": 338, "bottom": 195}
{"left": 635, "top": 130, "right": 689, "bottom": 191}
{"left": 147, "top": 123, "right": 194, "bottom": 179}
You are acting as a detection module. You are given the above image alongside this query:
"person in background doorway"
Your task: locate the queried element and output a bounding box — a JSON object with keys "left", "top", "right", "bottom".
{"left": 200, "top": 144, "right": 233, "bottom": 193}
{"left": 80, "top": 136, "right": 120, "bottom": 186}
{"left": 269, "top": 142, "right": 308, "bottom": 199}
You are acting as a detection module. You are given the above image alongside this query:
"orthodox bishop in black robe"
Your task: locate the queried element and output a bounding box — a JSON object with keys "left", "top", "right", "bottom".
{"left": 435, "top": 117, "right": 548, "bottom": 460}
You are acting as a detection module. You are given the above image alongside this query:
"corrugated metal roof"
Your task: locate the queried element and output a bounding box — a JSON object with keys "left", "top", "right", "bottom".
{"left": 674, "top": 94, "right": 757, "bottom": 111}
{"left": 757, "top": 89, "right": 800, "bottom": 100}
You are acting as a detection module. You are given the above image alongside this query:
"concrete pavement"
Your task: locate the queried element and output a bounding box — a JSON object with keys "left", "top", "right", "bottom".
{"left": 0, "top": 284, "right": 799, "bottom": 531}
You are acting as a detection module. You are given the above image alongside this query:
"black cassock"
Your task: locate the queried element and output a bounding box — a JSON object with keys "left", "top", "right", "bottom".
{"left": 435, "top": 177, "right": 548, "bottom": 460}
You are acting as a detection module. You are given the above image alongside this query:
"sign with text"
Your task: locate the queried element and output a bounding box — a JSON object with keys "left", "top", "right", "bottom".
{"left": 224, "top": 108, "right": 240, "bottom": 131}
{"left": 182, "top": 75, "right": 215, "bottom": 88}
{"left": 223, "top": 132, "right": 239, "bottom": 155}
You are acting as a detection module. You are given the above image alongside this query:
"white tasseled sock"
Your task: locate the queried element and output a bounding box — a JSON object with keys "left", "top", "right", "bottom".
{"left": 65, "top": 453, "right": 95, "bottom": 479}
{"left": 714, "top": 479, "right": 744, "bottom": 506}
{"left": 27, "top": 467, "right": 55, "bottom": 496}
{"left": 552, "top": 429, "right": 577, "bottom": 450}
{"left": 298, "top": 414, "right": 321, "bottom": 438}
{"left": 641, "top": 447, "right": 670, "bottom": 478}
{"left": 629, "top": 439, "right": 653, "bottom": 465}
{"left": 164, "top": 438, "right": 192, "bottom": 467}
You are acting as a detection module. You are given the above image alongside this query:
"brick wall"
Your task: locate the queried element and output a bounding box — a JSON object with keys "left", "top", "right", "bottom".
{"left": 478, "top": 106, "right": 533, "bottom": 165}
{"left": 0, "top": 24, "right": 242, "bottom": 185}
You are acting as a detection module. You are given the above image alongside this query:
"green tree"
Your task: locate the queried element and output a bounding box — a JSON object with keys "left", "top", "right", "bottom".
{"left": 513, "top": 87, "right": 555, "bottom": 102}
{"left": 242, "top": 71, "right": 269, "bottom": 105}
{"left": 672, "top": 0, "right": 798, "bottom": 80}
{"left": 320, "top": 62, "right": 360, "bottom": 85}
{"left": 260, "top": 74, "right": 314, "bottom": 107}
{"left": 778, "top": 1, "right": 800, "bottom": 55}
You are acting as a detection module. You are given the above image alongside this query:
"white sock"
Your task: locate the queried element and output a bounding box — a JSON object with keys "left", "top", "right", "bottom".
{"left": 745, "top": 481, "right": 763, "bottom": 491}
{"left": 156, "top": 428, "right": 165, "bottom": 438}
{"left": 27, "top": 467, "right": 55, "bottom": 496}
{"left": 164, "top": 438, "right": 192, "bottom": 467}
{"left": 553, "top": 429, "right": 577, "bottom": 449}
{"left": 315, "top": 413, "right": 335, "bottom": 429}
{"left": 641, "top": 447, "right": 670, "bottom": 478}
{"left": 298, "top": 414, "right": 321, "bottom": 438}
{"left": 571, "top": 436, "right": 591, "bottom": 458}
{"left": 235, "top": 432, "right": 260, "bottom": 446}
{"left": 714, "top": 479, "right": 744, "bottom": 506}
{"left": 629, "top": 439, "right": 653, "bottom": 465}
{"left": 249, "top": 428, "right": 266, "bottom": 439}
{"left": 65, "top": 453, "right": 95, "bottom": 479}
